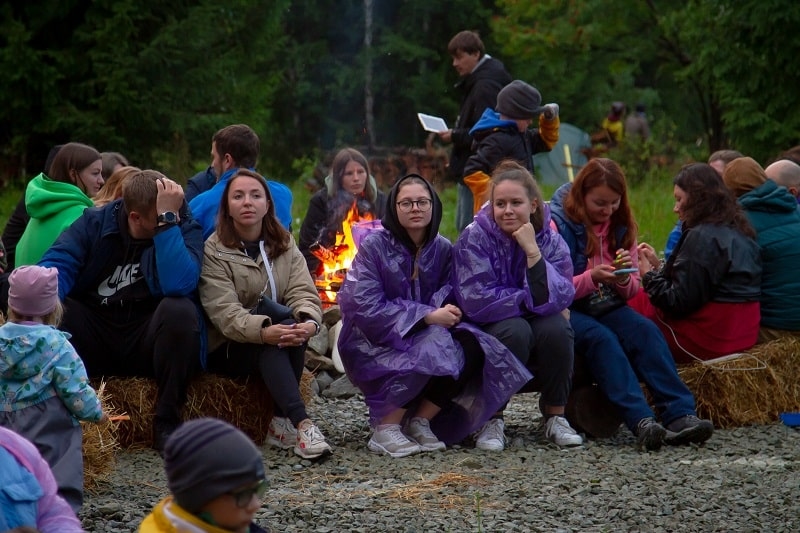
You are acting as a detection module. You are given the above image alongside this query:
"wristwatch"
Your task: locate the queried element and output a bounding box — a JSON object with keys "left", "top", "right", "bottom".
{"left": 157, "top": 211, "right": 178, "bottom": 226}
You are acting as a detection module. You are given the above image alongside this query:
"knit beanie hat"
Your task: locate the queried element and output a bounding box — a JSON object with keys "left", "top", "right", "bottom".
{"left": 165, "top": 418, "right": 265, "bottom": 514}
{"left": 8, "top": 265, "right": 59, "bottom": 317}
{"left": 722, "top": 156, "right": 767, "bottom": 198}
{"left": 496, "top": 80, "right": 543, "bottom": 119}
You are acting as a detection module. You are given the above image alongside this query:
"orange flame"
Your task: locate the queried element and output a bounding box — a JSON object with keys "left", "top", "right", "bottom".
{"left": 315, "top": 202, "right": 374, "bottom": 305}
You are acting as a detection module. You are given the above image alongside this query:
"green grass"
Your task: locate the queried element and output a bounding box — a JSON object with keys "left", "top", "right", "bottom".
{"left": 1, "top": 177, "right": 674, "bottom": 253}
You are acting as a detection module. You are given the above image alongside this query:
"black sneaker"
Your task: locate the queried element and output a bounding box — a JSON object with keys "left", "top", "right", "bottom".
{"left": 665, "top": 415, "right": 713, "bottom": 446}
{"left": 635, "top": 417, "right": 666, "bottom": 451}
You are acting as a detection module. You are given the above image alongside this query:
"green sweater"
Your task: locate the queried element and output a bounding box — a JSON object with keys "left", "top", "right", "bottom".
{"left": 16, "top": 173, "right": 94, "bottom": 266}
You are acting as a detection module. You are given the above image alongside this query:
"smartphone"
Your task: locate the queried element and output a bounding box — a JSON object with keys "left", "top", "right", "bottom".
{"left": 613, "top": 267, "right": 638, "bottom": 276}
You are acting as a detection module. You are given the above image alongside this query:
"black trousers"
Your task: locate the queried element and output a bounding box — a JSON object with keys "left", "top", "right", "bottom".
{"left": 207, "top": 336, "right": 308, "bottom": 426}
{"left": 61, "top": 297, "right": 200, "bottom": 425}
{"left": 422, "top": 329, "right": 485, "bottom": 409}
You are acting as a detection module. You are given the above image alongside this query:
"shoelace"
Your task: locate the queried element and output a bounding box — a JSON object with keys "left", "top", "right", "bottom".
{"left": 301, "top": 424, "right": 327, "bottom": 445}
{"left": 383, "top": 425, "right": 411, "bottom": 444}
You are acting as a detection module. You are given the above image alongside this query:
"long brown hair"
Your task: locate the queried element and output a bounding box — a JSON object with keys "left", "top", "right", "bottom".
{"left": 564, "top": 158, "right": 637, "bottom": 257}
{"left": 216, "top": 169, "right": 290, "bottom": 259}
{"left": 673, "top": 163, "right": 755, "bottom": 238}
{"left": 48, "top": 142, "right": 101, "bottom": 196}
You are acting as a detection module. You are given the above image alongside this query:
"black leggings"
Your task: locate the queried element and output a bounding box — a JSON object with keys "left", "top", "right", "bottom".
{"left": 422, "top": 330, "right": 485, "bottom": 409}
{"left": 208, "top": 336, "right": 308, "bottom": 426}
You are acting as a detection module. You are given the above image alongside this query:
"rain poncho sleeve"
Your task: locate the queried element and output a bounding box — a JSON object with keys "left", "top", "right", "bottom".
{"left": 452, "top": 205, "right": 574, "bottom": 325}
{"left": 338, "top": 232, "right": 444, "bottom": 351}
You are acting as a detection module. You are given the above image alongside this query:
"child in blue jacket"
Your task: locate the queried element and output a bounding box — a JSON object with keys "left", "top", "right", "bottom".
{"left": 0, "top": 265, "right": 106, "bottom": 512}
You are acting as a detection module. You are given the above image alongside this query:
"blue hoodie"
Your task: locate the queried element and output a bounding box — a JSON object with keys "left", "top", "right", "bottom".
{"left": 189, "top": 168, "right": 293, "bottom": 240}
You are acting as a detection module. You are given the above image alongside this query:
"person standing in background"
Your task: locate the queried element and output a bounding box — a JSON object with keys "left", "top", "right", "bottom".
{"left": 438, "top": 30, "right": 512, "bottom": 232}
{"left": 624, "top": 103, "right": 650, "bottom": 140}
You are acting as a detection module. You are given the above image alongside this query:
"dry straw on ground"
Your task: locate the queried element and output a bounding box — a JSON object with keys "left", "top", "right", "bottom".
{"left": 81, "top": 382, "right": 121, "bottom": 491}
{"left": 678, "top": 336, "right": 800, "bottom": 428}
{"left": 96, "top": 369, "right": 315, "bottom": 448}
{"left": 278, "top": 471, "right": 493, "bottom": 512}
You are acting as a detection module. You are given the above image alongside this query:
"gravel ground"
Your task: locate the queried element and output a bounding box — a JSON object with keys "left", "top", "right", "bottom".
{"left": 81, "top": 392, "right": 800, "bottom": 532}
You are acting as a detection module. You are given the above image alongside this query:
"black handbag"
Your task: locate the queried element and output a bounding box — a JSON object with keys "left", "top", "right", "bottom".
{"left": 250, "top": 295, "right": 294, "bottom": 323}
{"left": 571, "top": 283, "right": 626, "bottom": 317}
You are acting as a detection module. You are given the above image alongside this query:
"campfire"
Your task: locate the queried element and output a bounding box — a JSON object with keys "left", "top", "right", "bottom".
{"left": 310, "top": 202, "right": 378, "bottom": 307}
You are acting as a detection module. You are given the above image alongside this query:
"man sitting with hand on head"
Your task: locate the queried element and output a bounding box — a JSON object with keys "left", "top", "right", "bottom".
{"left": 39, "top": 170, "right": 203, "bottom": 452}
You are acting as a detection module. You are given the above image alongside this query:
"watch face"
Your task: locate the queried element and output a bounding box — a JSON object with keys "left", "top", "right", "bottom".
{"left": 159, "top": 211, "right": 177, "bottom": 224}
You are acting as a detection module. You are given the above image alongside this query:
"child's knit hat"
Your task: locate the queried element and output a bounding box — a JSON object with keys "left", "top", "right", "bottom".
{"left": 496, "top": 80, "right": 543, "bottom": 119}
{"left": 8, "top": 265, "right": 59, "bottom": 317}
{"left": 164, "top": 417, "right": 266, "bottom": 513}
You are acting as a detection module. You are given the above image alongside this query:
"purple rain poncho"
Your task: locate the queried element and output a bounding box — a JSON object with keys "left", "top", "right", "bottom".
{"left": 452, "top": 202, "right": 575, "bottom": 323}
{"left": 337, "top": 176, "right": 531, "bottom": 444}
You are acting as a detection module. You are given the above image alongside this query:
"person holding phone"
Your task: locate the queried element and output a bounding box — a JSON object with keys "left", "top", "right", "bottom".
{"left": 550, "top": 158, "right": 712, "bottom": 450}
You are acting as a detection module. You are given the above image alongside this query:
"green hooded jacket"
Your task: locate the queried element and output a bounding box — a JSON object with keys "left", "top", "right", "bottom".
{"left": 16, "top": 172, "right": 94, "bottom": 266}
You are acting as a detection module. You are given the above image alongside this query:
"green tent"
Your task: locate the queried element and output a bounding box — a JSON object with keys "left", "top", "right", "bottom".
{"left": 533, "top": 122, "right": 591, "bottom": 185}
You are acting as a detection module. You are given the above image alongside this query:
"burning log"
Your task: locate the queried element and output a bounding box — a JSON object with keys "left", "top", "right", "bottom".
{"left": 309, "top": 241, "right": 338, "bottom": 265}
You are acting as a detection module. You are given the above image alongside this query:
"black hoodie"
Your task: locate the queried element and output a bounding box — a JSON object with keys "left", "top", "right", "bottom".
{"left": 380, "top": 174, "right": 443, "bottom": 256}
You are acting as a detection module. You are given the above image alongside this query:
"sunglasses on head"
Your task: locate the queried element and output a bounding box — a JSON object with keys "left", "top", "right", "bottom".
{"left": 229, "top": 478, "right": 268, "bottom": 508}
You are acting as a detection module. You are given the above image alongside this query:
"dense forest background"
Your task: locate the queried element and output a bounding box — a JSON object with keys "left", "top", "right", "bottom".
{"left": 2, "top": 0, "right": 798, "bottom": 184}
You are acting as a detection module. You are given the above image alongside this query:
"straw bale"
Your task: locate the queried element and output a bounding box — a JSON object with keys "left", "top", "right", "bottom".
{"left": 81, "top": 382, "right": 121, "bottom": 491}
{"left": 96, "top": 369, "right": 316, "bottom": 448}
{"left": 677, "top": 336, "right": 800, "bottom": 428}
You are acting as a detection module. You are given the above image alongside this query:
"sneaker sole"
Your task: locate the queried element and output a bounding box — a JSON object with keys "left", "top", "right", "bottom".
{"left": 293, "top": 445, "right": 333, "bottom": 460}
{"left": 475, "top": 440, "right": 505, "bottom": 452}
{"left": 416, "top": 442, "right": 446, "bottom": 452}
{"left": 367, "top": 438, "right": 421, "bottom": 458}
{"left": 551, "top": 438, "right": 583, "bottom": 447}
{"left": 664, "top": 423, "right": 714, "bottom": 446}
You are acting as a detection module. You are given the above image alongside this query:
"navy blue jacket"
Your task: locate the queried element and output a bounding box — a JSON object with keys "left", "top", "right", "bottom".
{"left": 39, "top": 199, "right": 203, "bottom": 301}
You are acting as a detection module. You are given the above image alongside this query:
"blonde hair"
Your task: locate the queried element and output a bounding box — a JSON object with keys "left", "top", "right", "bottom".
{"left": 94, "top": 165, "right": 141, "bottom": 207}
{"left": 7, "top": 300, "right": 64, "bottom": 327}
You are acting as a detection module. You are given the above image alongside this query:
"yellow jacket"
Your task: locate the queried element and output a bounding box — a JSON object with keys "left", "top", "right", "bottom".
{"left": 139, "top": 497, "right": 236, "bottom": 533}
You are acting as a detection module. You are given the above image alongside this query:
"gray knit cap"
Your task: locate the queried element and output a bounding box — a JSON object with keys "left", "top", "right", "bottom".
{"left": 164, "top": 418, "right": 265, "bottom": 513}
{"left": 496, "top": 80, "right": 543, "bottom": 119}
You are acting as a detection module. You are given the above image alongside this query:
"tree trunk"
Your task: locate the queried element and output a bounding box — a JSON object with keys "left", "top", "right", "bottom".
{"left": 364, "top": 0, "right": 375, "bottom": 150}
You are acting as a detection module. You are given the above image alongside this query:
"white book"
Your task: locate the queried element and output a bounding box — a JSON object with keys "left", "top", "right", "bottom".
{"left": 417, "top": 112, "right": 448, "bottom": 133}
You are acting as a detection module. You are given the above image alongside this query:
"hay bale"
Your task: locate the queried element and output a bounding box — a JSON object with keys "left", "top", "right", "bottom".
{"left": 97, "top": 369, "right": 316, "bottom": 448}
{"left": 81, "top": 382, "right": 121, "bottom": 491}
{"left": 677, "top": 336, "right": 800, "bottom": 428}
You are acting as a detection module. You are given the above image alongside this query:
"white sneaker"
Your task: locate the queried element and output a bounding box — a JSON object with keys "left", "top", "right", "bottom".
{"left": 294, "top": 420, "right": 332, "bottom": 459}
{"left": 474, "top": 418, "right": 505, "bottom": 451}
{"left": 545, "top": 416, "right": 583, "bottom": 447}
{"left": 405, "top": 417, "right": 446, "bottom": 452}
{"left": 266, "top": 416, "right": 297, "bottom": 450}
{"left": 368, "top": 424, "right": 421, "bottom": 458}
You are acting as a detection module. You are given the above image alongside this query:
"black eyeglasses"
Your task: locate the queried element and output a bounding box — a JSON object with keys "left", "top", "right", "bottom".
{"left": 396, "top": 199, "right": 432, "bottom": 212}
{"left": 229, "top": 479, "right": 268, "bottom": 508}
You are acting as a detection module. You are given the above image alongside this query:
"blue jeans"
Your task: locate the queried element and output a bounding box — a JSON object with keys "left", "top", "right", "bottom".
{"left": 570, "top": 305, "right": 696, "bottom": 430}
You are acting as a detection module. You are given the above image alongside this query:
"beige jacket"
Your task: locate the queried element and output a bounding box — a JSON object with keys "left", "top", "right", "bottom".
{"left": 199, "top": 232, "right": 322, "bottom": 352}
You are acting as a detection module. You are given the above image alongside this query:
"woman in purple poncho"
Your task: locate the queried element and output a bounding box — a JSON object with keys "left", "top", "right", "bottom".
{"left": 452, "top": 160, "right": 582, "bottom": 450}
{"left": 337, "top": 174, "right": 531, "bottom": 458}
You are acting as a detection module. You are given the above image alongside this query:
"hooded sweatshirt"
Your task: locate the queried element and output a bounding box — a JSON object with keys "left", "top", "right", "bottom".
{"left": 0, "top": 321, "right": 103, "bottom": 421}
{"left": 15, "top": 173, "right": 93, "bottom": 266}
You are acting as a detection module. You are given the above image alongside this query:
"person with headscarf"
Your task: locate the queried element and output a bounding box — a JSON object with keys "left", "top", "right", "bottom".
{"left": 337, "top": 174, "right": 530, "bottom": 458}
